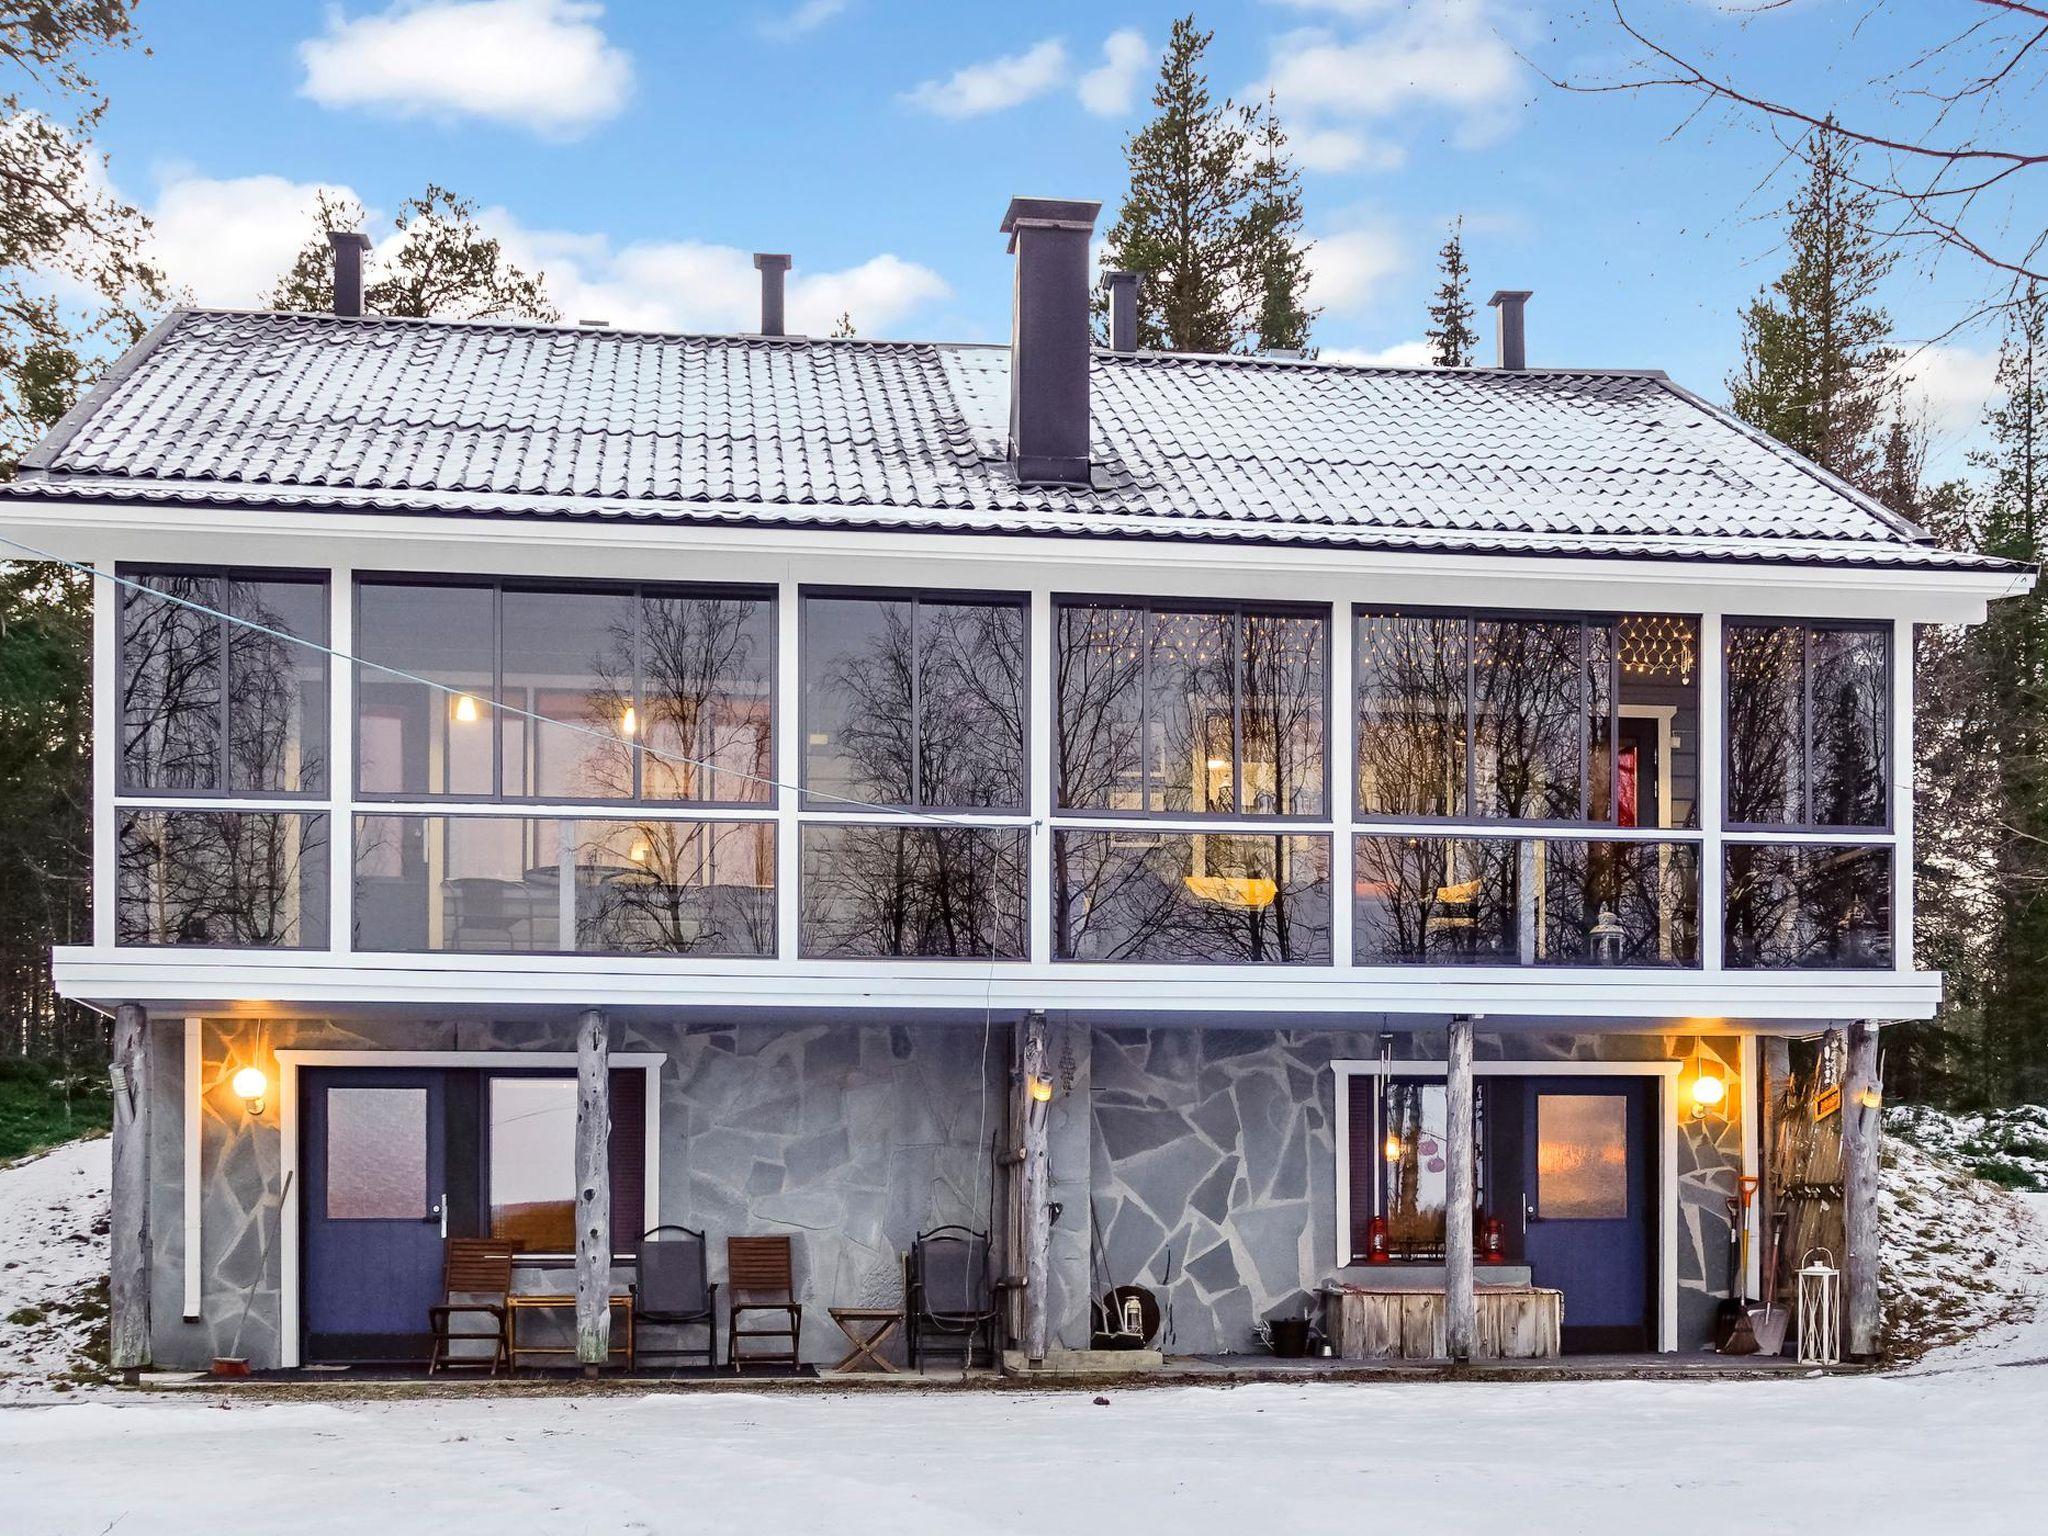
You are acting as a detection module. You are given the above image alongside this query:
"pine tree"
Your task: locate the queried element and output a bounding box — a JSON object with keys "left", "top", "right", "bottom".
{"left": 1972, "top": 282, "right": 2048, "bottom": 1104}
{"left": 1099, "top": 16, "right": 1253, "bottom": 354}
{"left": 1729, "top": 124, "right": 1899, "bottom": 491}
{"left": 1242, "top": 93, "right": 1315, "bottom": 355}
{"left": 1425, "top": 217, "right": 1478, "bottom": 368}
{"left": 830, "top": 311, "right": 856, "bottom": 339}
{"left": 268, "top": 185, "right": 557, "bottom": 322}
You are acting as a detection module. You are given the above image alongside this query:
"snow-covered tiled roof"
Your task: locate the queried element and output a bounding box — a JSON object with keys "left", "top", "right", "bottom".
{"left": 2, "top": 307, "right": 2011, "bottom": 572}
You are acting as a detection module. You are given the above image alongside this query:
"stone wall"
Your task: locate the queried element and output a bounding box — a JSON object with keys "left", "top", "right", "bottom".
{"left": 1086, "top": 1027, "right": 1749, "bottom": 1354}
{"left": 150, "top": 1016, "right": 1743, "bottom": 1368}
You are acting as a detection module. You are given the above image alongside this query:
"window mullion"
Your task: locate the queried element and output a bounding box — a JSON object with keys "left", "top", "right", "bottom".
{"left": 1463, "top": 616, "right": 1477, "bottom": 819}
{"left": 909, "top": 596, "right": 923, "bottom": 810}
{"left": 1141, "top": 605, "right": 1154, "bottom": 815}
{"left": 1230, "top": 607, "right": 1244, "bottom": 816}
{"left": 215, "top": 579, "right": 231, "bottom": 796}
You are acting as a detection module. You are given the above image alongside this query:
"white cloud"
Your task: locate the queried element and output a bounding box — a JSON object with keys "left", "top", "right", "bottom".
{"left": 482, "top": 210, "right": 951, "bottom": 335}
{"left": 1317, "top": 339, "right": 1435, "bottom": 367}
{"left": 1257, "top": 0, "right": 1526, "bottom": 174}
{"left": 1077, "top": 29, "right": 1150, "bottom": 116}
{"left": 1306, "top": 227, "right": 1404, "bottom": 314}
{"left": 148, "top": 173, "right": 368, "bottom": 307}
{"left": 1289, "top": 126, "right": 1405, "bottom": 174}
{"left": 902, "top": 38, "right": 1069, "bottom": 119}
{"left": 1903, "top": 342, "right": 2001, "bottom": 474}
{"left": 762, "top": 0, "right": 846, "bottom": 39}
{"left": 298, "top": 1, "right": 633, "bottom": 139}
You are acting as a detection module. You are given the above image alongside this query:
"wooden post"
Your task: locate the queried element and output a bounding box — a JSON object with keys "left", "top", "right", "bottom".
{"left": 1444, "top": 1015, "right": 1476, "bottom": 1364}
{"left": 1759, "top": 1035, "right": 1791, "bottom": 1303}
{"left": 1843, "top": 1021, "right": 1883, "bottom": 1361}
{"left": 574, "top": 1008, "right": 612, "bottom": 1374}
{"left": 1019, "top": 1011, "right": 1052, "bottom": 1363}
{"left": 109, "top": 1003, "right": 152, "bottom": 1378}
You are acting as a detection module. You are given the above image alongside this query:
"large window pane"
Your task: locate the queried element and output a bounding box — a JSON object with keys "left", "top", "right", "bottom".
{"left": 1058, "top": 600, "right": 1326, "bottom": 816}
{"left": 803, "top": 594, "right": 1026, "bottom": 811}
{"left": 640, "top": 593, "right": 773, "bottom": 804}
{"left": 1354, "top": 835, "right": 1698, "bottom": 966}
{"left": 802, "top": 597, "right": 916, "bottom": 808}
{"left": 801, "top": 824, "right": 1028, "bottom": 957}
{"left": 1725, "top": 623, "right": 1805, "bottom": 825}
{"left": 121, "top": 571, "right": 327, "bottom": 794}
{"left": 117, "top": 809, "right": 329, "bottom": 947}
{"left": 1240, "top": 610, "right": 1326, "bottom": 816}
{"left": 1473, "top": 618, "right": 1586, "bottom": 820}
{"left": 353, "top": 814, "right": 774, "bottom": 955}
{"left": 918, "top": 601, "right": 1028, "bottom": 808}
{"left": 1056, "top": 604, "right": 1146, "bottom": 811}
{"left": 1148, "top": 608, "right": 1236, "bottom": 814}
{"left": 1810, "top": 628, "right": 1888, "bottom": 827}
{"left": 1053, "top": 831, "right": 1331, "bottom": 963}
{"left": 356, "top": 582, "right": 497, "bottom": 797}
{"left": 1726, "top": 621, "right": 1887, "bottom": 829}
{"left": 121, "top": 573, "right": 221, "bottom": 792}
{"left": 1616, "top": 615, "right": 1699, "bottom": 830}
{"left": 1356, "top": 612, "right": 1467, "bottom": 817}
{"left": 1725, "top": 843, "right": 1892, "bottom": 969}
{"left": 500, "top": 587, "right": 636, "bottom": 800}
{"left": 225, "top": 578, "right": 329, "bottom": 794}
{"left": 489, "top": 1078, "right": 577, "bottom": 1251}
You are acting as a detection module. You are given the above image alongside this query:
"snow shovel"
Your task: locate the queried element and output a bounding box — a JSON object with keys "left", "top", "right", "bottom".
{"left": 1743, "top": 1209, "right": 1791, "bottom": 1357}
{"left": 1715, "top": 1193, "right": 1759, "bottom": 1354}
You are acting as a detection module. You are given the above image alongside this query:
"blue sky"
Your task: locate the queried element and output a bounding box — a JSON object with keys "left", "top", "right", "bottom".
{"left": 78, "top": 1, "right": 2039, "bottom": 474}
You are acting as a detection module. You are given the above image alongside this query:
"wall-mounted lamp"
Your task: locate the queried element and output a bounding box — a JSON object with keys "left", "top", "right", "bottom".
{"left": 1689, "top": 1071, "right": 1727, "bottom": 1120}
{"left": 230, "top": 1066, "right": 267, "bottom": 1116}
{"left": 1027, "top": 1075, "right": 1054, "bottom": 1104}
{"left": 1855, "top": 1086, "right": 1883, "bottom": 1112}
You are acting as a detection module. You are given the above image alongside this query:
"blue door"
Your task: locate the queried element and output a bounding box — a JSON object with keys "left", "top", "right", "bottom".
{"left": 1517, "top": 1077, "right": 1656, "bottom": 1352}
{"left": 301, "top": 1068, "right": 449, "bottom": 1361}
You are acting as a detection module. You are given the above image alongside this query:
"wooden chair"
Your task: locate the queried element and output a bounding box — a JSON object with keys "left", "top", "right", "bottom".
{"left": 427, "top": 1238, "right": 517, "bottom": 1375}
{"left": 905, "top": 1226, "right": 998, "bottom": 1371}
{"left": 726, "top": 1235, "right": 801, "bottom": 1373}
{"left": 631, "top": 1225, "right": 719, "bottom": 1371}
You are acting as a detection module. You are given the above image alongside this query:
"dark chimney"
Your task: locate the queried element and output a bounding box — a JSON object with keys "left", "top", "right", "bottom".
{"left": 328, "top": 230, "right": 371, "bottom": 318}
{"left": 1488, "top": 289, "right": 1532, "bottom": 371}
{"left": 1001, "top": 196, "right": 1101, "bottom": 486}
{"left": 754, "top": 253, "right": 791, "bottom": 336}
{"left": 1105, "top": 270, "right": 1139, "bottom": 354}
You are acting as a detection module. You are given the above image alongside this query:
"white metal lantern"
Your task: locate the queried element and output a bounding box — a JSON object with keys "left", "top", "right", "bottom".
{"left": 1797, "top": 1247, "right": 1841, "bottom": 1366}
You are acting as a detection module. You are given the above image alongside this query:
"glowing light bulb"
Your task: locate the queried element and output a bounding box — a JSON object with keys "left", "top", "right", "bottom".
{"left": 230, "top": 1066, "right": 267, "bottom": 1115}
{"left": 1383, "top": 1134, "right": 1403, "bottom": 1162}
{"left": 1691, "top": 1074, "right": 1727, "bottom": 1112}
{"left": 451, "top": 694, "right": 481, "bottom": 724}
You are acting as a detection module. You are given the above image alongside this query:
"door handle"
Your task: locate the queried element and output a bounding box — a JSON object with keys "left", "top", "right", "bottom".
{"left": 1522, "top": 1194, "right": 1533, "bottom": 1232}
{"left": 429, "top": 1195, "right": 447, "bottom": 1238}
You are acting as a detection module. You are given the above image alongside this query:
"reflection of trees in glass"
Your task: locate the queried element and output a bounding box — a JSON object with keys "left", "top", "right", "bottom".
{"left": 122, "top": 575, "right": 327, "bottom": 794}
{"left": 1356, "top": 613, "right": 1466, "bottom": 817}
{"left": 117, "top": 810, "right": 328, "bottom": 946}
{"left": 1053, "top": 831, "right": 1329, "bottom": 962}
{"left": 1383, "top": 1081, "right": 1451, "bottom": 1257}
{"left": 802, "top": 824, "right": 1027, "bottom": 957}
{"left": 578, "top": 818, "right": 774, "bottom": 956}
{"left": 1474, "top": 619, "right": 1588, "bottom": 819}
{"left": 1810, "top": 628, "right": 1886, "bottom": 826}
{"left": 1057, "top": 601, "right": 1325, "bottom": 815}
{"left": 1354, "top": 836, "right": 1697, "bottom": 966}
{"left": 918, "top": 603, "right": 1027, "bottom": 808}
{"left": 1725, "top": 843, "right": 1890, "bottom": 968}
{"left": 1056, "top": 605, "right": 1144, "bottom": 810}
{"left": 1726, "top": 624, "right": 1807, "bottom": 824}
{"left": 640, "top": 596, "right": 773, "bottom": 803}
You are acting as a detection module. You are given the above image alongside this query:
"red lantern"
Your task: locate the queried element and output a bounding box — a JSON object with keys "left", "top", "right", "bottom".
{"left": 1366, "top": 1216, "right": 1390, "bottom": 1264}
{"left": 1481, "top": 1215, "right": 1506, "bottom": 1265}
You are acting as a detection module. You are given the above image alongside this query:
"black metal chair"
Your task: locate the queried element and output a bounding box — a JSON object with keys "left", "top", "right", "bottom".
{"left": 904, "top": 1225, "right": 997, "bottom": 1371}
{"left": 630, "top": 1225, "right": 719, "bottom": 1371}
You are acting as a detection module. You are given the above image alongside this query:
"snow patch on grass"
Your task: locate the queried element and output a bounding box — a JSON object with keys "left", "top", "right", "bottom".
{"left": 1886, "top": 1103, "right": 2048, "bottom": 1191}
{"left": 0, "top": 1136, "right": 111, "bottom": 1400}
{"left": 1881, "top": 1129, "right": 2045, "bottom": 1362}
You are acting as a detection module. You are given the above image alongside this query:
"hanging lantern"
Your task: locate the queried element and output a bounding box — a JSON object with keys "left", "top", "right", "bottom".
{"left": 1796, "top": 1247, "right": 1841, "bottom": 1366}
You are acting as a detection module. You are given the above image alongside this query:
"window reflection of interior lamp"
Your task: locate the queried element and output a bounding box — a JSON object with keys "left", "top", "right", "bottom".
{"left": 620, "top": 705, "right": 637, "bottom": 737}
{"left": 628, "top": 839, "right": 650, "bottom": 864}
{"left": 451, "top": 694, "right": 481, "bottom": 724}
{"left": 1183, "top": 875, "right": 1278, "bottom": 908}
{"left": 1205, "top": 757, "right": 1231, "bottom": 770}
{"left": 1383, "top": 1132, "right": 1403, "bottom": 1162}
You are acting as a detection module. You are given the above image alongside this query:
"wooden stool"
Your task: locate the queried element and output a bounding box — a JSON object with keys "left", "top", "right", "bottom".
{"left": 827, "top": 1307, "right": 903, "bottom": 1373}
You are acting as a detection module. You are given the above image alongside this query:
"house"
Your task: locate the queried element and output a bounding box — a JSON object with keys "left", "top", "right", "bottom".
{"left": 1, "top": 195, "right": 2028, "bottom": 1374}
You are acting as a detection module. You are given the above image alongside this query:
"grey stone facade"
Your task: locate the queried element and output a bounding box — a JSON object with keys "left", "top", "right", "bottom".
{"left": 148, "top": 1015, "right": 1744, "bottom": 1370}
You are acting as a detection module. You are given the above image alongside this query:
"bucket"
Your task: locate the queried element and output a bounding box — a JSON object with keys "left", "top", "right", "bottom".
{"left": 1267, "top": 1317, "right": 1311, "bottom": 1358}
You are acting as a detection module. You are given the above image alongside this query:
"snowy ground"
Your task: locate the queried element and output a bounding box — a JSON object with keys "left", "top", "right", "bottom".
{"left": 0, "top": 1137, "right": 108, "bottom": 1402}
{"left": 1, "top": 1142, "right": 2045, "bottom": 1534}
